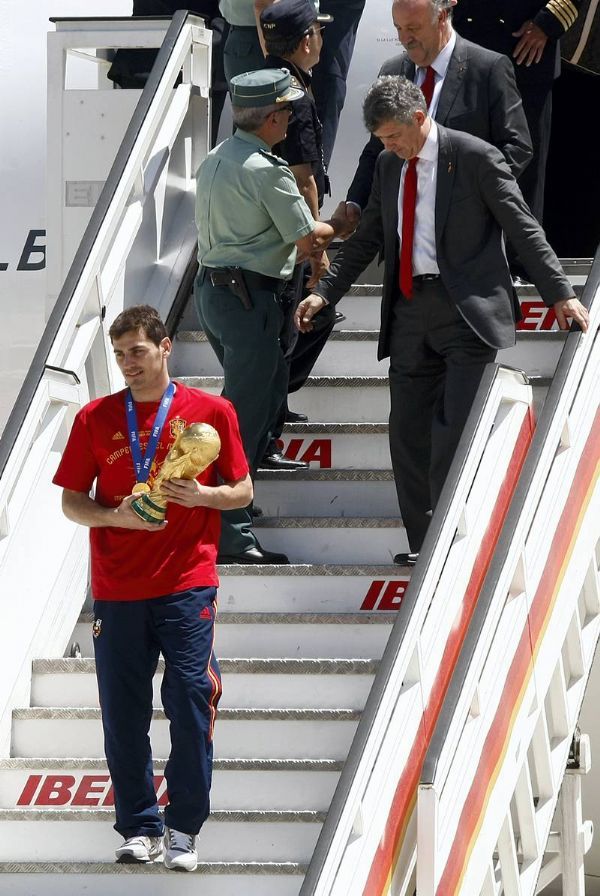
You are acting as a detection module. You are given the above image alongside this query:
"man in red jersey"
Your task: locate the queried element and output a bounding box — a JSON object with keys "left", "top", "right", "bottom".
{"left": 53, "top": 305, "right": 251, "bottom": 871}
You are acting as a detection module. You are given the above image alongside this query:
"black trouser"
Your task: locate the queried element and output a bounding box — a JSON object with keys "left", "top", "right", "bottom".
{"left": 268, "top": 268, "right": 337, "bottom": 443}
{"left": 311, "top": 0, "right": 367, "bottom": 166}
{"left": 388, "top": 280, "right": 496, "bottom": 552}
{"left": 516, "top": 80, "right": 553, "bottom": 224}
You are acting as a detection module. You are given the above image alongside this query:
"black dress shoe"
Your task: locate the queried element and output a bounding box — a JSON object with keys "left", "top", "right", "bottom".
{"left": 285, "top": 409, "right": 308, "bottom": 423}
{"left": 393, "top": 552, "right": 419, "bottom": 566}
{"left": 260, "top": 451, "right": 309, "bottom": 470}
{"left": 250, "top": 503, "right": 263, "bottom": 518}
{"left": 334, "top": 311, "right": 346, "bottom": 325}
{"left": 217, "top": 545, "right": 290, "bottom": 564}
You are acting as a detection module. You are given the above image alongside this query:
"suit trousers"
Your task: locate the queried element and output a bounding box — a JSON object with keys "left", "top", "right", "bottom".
{"left": 195, "top": 269, "right": 288, "bottom": 553}
{"left": 388, "top": 280, "right": 496, "bottom": 551}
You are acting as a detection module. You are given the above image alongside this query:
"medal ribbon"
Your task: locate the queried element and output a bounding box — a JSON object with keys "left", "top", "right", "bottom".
{"left": 125, "top": 381, "right": 175, "bottom": 487}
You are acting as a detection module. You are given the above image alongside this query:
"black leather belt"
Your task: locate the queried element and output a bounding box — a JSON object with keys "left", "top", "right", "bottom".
{"left": 413, "top": 274, "right": 440, "bottom": 284}
{"left": 205, "top": 266, "right": 286, "bottom": 294}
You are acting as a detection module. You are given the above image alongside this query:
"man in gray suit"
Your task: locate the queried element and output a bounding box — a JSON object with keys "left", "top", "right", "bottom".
{"left": 296, "top": 76, "right": 588, "bottom": 563}
{"left": 345, "top": 0, "right": 533, "bottom": 215}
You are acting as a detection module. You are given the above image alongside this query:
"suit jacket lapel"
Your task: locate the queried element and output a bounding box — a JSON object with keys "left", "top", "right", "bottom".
{"left": 435, "top": 126, "right": 456, "bottom": 244}
{"left": 383, "top": 153, "right": 402, "bottom": 232}
{"left": 436, "top": 35, "right": 468, "bottom": 124}
{"left": 400, "top": 56, "right": 416, "bottom": 80}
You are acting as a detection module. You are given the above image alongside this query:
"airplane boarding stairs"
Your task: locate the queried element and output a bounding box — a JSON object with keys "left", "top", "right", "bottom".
{"left": 0, "top": 12, "right": 598, "bottom": 895}
{"left": 0, "top": 263, "right": 596, "bottom": 895}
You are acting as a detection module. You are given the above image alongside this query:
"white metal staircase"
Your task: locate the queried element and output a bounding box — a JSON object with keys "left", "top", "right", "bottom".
{"left": 0, "top": 13, "right": 598, "bottom": 896}
{"left": 0, "top": 273, "right": 588, "bottom": 893}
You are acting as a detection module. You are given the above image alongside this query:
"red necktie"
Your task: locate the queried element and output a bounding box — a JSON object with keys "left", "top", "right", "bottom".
{"left": 398, "top": 67, "right": 435, "bottom": 299}
{"left": 399, "top": 157, "right": 418, "bottom": 299}
{"left": 420, "top": 65, "right": 436, "bottom": 109}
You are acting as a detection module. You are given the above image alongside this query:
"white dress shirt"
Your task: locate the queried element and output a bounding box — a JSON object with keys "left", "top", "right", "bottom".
{"left": 414, "top": 29, "right": 456, "bottom": 120}
{"left": 397, "top": 120, "right": 440, "bottom": 276}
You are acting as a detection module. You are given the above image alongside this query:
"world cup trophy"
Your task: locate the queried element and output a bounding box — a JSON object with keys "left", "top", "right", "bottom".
{"left": 130, "top": 423, "right": 221, "bottom": 523}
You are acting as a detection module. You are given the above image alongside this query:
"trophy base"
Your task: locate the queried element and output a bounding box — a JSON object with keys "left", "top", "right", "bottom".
{"left": 131, "top": 493, "right": 167, "bottom": 523}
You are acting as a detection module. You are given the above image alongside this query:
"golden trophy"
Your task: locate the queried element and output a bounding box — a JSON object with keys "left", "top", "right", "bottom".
{"left": 131, "top": 423, "right": 221, "bottom": 523}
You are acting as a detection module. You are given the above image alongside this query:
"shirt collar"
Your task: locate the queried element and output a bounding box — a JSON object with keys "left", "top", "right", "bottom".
{"left": 417, "top": 119, "right": 439, "bottom": 163}
{"left": 233, "top": 128, "right": 272, "bottom": 152}
{"left": 422, "top": 27, "right": 456, "bottom": 80}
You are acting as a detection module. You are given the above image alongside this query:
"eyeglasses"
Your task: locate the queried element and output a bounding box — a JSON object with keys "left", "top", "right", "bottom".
{"left": 274, "top": 104, "right": 295, "bottom": 122}
{"left": 307, "top": 24, "right": 326, "bottom": 35}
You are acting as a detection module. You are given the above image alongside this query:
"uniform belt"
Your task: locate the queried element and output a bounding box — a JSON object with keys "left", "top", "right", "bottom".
{"left": 413, "top": 274, "right": 440, "bottom": 284}
{"left": 207, "top": 267, "right": 286, "bottom": 293}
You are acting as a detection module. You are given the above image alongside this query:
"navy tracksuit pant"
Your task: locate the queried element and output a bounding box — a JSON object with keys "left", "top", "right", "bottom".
{"left": 93, "top": 586, "right": 221, "bottom": 838}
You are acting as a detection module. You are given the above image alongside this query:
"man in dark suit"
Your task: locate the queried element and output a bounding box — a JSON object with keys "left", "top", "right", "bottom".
{"left": 295, "top": 76, "right": 588, "bottom": 564}
{"left": 288, "top": 0, "right": 533, "bottom": 407}
{"left": 346, "top": 0, "right": 533, "bottom": 215}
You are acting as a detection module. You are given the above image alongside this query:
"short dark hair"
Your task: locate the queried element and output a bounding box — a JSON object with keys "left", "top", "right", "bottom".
{"left": 363, "top": 75, "right": 427, "bottom": 133}
{"left": 264, "top": 32, "right": 306, "bottom": 58}
{"left": 108, "top": 305, "right": 168, "bottom": 346}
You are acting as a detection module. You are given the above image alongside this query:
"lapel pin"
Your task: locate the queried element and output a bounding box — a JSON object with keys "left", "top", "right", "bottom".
{"left": 448, "top": 161, "right": 453, "bottom": 173}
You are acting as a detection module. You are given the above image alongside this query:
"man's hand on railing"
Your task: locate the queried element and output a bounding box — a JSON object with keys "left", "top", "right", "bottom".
{"left": 553, "top": 297, "right": 590, "bottom": 333}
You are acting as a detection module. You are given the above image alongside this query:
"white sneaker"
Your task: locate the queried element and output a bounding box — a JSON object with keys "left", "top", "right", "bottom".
{"left": 115, "top": 834, "right": 163, "bottom": 863}
{"left": 163, "top": 827, "right": 198, "bottom": 871}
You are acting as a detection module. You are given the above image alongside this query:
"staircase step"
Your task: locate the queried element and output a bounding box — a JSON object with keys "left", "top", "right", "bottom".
{"left": 71, "top": 609, "right": 400, "bottom": 658}
{"left": 182, "top": 375, "right": 391, "bottom": 422}
{"left": 251, "top": 516, "right": 406, "bottom": 563}
{"left": 0, "top": 808, "right": 323, "bottom": 863}
{"left": 12, "top": 708, "right": 359, "bottom": 760}
{"left": 265, "top": 422, "right": 392, "bottom": 471}
{"left": 180, "top": 375, "right": 550, "bottom": 423}
{"left": 31, "top": 658, "right": 378, "bottom": 710}
{"left": 0, "top": 861, "right": 305, "bottom": 896}
{"left": 254, "top": 468, "right": 398, "bottom": 516}
{"left": 176, "top": 328, "right": 566, "bottom": 378}
{"left": 0, "top": 758, "right": 342, "bottom": 812}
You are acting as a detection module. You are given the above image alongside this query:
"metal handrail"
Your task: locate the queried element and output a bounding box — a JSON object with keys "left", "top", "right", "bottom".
{"left": 0, "top": 10, "right": 199, "bottom": 481}
{"left": 300, "top": 360, "right": 532, "bottom": 894}
{"left": 421, "top": 246, "right": 599, "bottom": 789}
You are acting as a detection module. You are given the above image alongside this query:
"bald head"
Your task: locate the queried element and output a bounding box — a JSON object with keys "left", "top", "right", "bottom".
{"left": 392, "top": 0, "right": 455, "bottom": 68}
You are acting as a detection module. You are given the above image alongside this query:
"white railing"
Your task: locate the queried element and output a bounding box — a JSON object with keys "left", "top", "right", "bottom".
{"left": 417, "top": 261, "right": 600, "bottom": 896}
{"left": 301, "top": 365, "right": 535, "bottom": 896}
{"left": 0, "top": 13, "right": 211, "bottom": 756}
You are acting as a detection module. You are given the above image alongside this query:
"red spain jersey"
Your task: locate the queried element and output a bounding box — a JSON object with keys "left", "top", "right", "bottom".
{"left": 53, "top": 383, "right": 248, "bottom": 600}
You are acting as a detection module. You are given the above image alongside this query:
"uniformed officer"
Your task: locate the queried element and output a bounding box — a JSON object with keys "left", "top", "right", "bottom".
{"left": 454, "top": 0, "right": 581, "bottom": 226}
{"left": 194, "top": 68, "right": 335, "bottom": 564}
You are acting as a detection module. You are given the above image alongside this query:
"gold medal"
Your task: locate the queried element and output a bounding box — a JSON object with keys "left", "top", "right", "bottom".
{"left": 132, "top": 482, "right": 151, "bottom": 495}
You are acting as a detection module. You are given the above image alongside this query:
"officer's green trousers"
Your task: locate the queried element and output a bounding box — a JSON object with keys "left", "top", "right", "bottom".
{"left": 195, "top": 270, "right": 288, "bottom": 554}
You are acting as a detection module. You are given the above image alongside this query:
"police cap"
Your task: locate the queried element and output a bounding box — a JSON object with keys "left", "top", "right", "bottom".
{"left": 229, "top": 68, "right": 305, "bottom": 108}
{"left": 261, "top": 0, "right": 333, "bottom": 40}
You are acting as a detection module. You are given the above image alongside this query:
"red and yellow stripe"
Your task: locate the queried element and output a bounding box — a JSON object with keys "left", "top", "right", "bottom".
{"left": 437, "top": 408, "right": 600, "bottom": 894}
{"left": 362, "top": 410, "right": 535, "bottom": 895}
